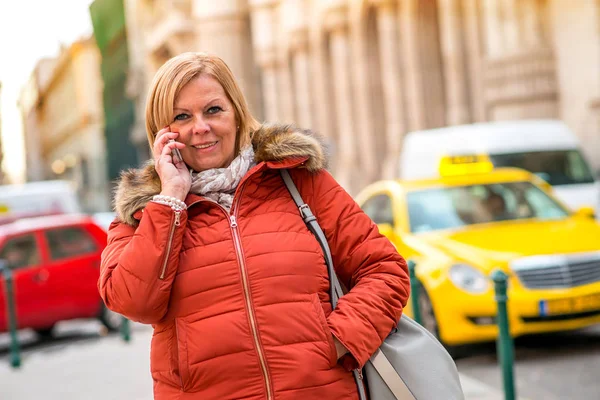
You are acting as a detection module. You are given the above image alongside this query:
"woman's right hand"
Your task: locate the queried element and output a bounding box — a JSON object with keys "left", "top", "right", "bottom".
{"left": 153, "top": 127, "right": 191, "bottom": 201}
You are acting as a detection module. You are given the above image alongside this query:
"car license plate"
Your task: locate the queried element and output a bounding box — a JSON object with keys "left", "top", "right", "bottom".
{"left": 539, "top": 294, "right": 600, "bottom": 316}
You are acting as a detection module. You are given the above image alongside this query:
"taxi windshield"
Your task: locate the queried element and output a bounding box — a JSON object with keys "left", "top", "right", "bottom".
{"left": 407, "top": 181, "right": 569, "bottom": 233}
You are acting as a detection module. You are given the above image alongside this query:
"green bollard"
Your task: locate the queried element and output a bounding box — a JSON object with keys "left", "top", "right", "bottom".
{"left": 0, "top": 261, "right": 21, "bottom": 368}
{"left": 408, "top": 260, "right": 422, "bottom": 325}
{"left": 120, "top": 316, "right": 131, "bottom": 342}
{"left": 491, "top": 269, "right": 516, "bottom": 400}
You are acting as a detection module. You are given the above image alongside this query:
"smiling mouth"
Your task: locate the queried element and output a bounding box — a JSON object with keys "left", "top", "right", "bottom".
{"left": 192, "top": 141, "right": 218, "bottom": 149}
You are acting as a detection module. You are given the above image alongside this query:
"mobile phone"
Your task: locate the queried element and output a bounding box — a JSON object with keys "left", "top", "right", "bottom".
{"left": 168, "top": 139, "right": 183, "bottom": 164}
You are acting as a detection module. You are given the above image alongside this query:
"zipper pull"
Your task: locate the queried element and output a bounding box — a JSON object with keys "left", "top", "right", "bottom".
{"left": 230, "top": 215, "right": 237, "bottom": 228}
{"left": 174, "top": 211, "right": 181, "bottom": 226}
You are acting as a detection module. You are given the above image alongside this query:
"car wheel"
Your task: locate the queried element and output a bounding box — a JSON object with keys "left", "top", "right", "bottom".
{"left": 35, "top": 326, "right": 55, "bottom": 340}
{"left": 417, "top": 286, "right": 468, "bottom": 359}
{"left": 418, "top": 286, "right": 441, "bottom": 338}
{"left": 98, "top": 304, "right": 122, "bottom": 332}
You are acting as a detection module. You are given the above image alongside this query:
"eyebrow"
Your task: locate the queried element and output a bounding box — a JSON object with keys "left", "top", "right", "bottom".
{"left": 174, "top": 97, "right": 224, "bottom": 111}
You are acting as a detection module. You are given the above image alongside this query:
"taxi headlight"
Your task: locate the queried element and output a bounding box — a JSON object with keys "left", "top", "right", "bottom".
{"left": 449, "top": 264, "right": 489, "bottom": 294}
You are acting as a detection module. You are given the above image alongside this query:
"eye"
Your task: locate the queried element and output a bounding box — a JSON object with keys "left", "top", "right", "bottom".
{"left": 174, "top": 113, "right": 189, "bottom": 121}
{"left": 207, "top": 106, "right": 223, "bottom": 115}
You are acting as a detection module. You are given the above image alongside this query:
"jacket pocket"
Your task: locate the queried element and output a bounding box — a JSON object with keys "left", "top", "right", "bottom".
{"left": 310, "top": 294, "right": 338, "bottom": 368}
{"left": 150, "top": 325, "right": 180, "bottom": 388}
{"left": 175, "top": 318, "right": 191, "bottom": 391}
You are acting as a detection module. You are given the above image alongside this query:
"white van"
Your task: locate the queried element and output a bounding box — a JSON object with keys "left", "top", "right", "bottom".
{"left": 0, "top": 180, "right": 81, "bottom": 223}
{"left": 399, "top": 119, "right": 599, "bottom": 211}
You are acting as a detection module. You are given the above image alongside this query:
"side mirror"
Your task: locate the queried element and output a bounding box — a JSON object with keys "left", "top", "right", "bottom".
{"left": 533, "top": 173, "right": 553, "bottom": 192}
{"left": 377, "top": 223, "right": 395, "bottom": 238}
{"left": 540, "top": 181, "right": 553, "bottom": 193}
{"left": 574, "top": 206, "right": 596, "bottom": 219}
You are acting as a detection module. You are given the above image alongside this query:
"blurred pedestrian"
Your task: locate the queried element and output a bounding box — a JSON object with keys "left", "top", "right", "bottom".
{"left": 99, "top": 52, "right": 409, "bottom": 400}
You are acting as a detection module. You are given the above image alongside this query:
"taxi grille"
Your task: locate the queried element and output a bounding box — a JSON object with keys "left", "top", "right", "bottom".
{"left": 511, "top": 252, "right": 600, "bottom": 289}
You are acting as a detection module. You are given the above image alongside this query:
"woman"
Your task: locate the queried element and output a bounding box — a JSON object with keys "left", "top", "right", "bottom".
{"left": 100, "top": 52, "right": 410, "bottom": 400}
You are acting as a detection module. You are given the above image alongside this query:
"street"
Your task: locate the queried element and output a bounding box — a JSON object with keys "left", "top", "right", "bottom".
{"left": 1, "top": 320, "right": 598, "bottom": 399}
{"left": 0, "top": 321, "right": 153, "bottom": 400}
{"left": 456, "top": 325, "right": 600, "bottom": 400}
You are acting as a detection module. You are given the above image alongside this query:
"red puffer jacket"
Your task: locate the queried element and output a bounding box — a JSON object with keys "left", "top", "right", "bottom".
{"left": 100, "top": 124, "right": 410, "bottom": 400}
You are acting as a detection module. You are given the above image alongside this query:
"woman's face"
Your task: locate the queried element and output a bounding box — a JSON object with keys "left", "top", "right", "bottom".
{"left": 169, "top": 75, "right": 237, "bottom": 172}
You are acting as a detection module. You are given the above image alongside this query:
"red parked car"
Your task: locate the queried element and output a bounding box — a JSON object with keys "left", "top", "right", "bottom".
{"left": 0, "top": 214, "right": 120, "bottom": 338}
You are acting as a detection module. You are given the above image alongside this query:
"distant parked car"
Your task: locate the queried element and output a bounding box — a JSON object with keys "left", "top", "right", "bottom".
{"left": 92, "top": 211, "right": 117, "bottom": 232}
{"left": 0, "top": 214, "right": 120, "bottom": 338}
{"left": 400, "top": 119, "right": 599, "bottom": 213}
{"left": 0, "top": 180, "right": 82, "bottom": 225}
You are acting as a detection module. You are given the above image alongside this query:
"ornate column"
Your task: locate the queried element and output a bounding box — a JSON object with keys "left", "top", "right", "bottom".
{"left": 500, "top": 0, "right": 523, "bottom": 54}
{"left": 482, "top": 0, "right": 503, "bottom": 58}
{"left": 250, "top": 1, "right": 280, "bottom": 121}
{"left": 437, "top": 0, "right": 471, "bottom": 126}
{"left": 373, "top": 0, "right": 405, "bottom": 179}
{"left": 500, "top": 0, "right": 520, "bottom": 54}
{"left": 349, "top": 16, "right": 376, "bottom": 185}
{"left": 325, "top": 6, "right": 355, "bottom": 192}
{"left": 521, "top": 0, "right": 543, "bottom": 49}
{"left": 398, "top": 0, "right": 425, "bottom": 131}
{"left": 462, "top": 0, "right": 486, "bottom": 122}
{"left": 289, "top": 30, "right": 312, "bottom": 128}
{"left": 259, "top": 58, "right": 281, "bottom": 122}
{"left": 308, "top": 28, "right": 334, "bottom": 144}
{"left": 276, "top": 56, "right": 296, "bottom": 123}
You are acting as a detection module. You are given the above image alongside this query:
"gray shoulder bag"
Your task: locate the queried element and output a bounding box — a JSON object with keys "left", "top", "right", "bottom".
{"left": 280, "top": 169, "right": 465, "bottom": 400}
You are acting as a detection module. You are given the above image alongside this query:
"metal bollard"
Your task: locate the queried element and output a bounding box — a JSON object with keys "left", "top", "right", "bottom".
{"left": 491, "top": 269, "right": 516, "bottom": 400}
{"left": 120, "top": 316, "right": 131, "bottom": 342}
{"left": 408, "top": 260, "right": 422, "bottom": 325}
{"left": 0, "top": 260, "right": 21, "bottom": 368}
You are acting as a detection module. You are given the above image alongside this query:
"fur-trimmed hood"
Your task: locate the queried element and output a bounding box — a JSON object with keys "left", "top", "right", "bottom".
{"left": 113, "top": 124, "right": 328, "bottom": 226}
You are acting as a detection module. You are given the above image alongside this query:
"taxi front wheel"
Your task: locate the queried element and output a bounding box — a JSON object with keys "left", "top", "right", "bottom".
{"left": 418, "top": 287, "right": 441, "bottom": 338}
{"left": 418, "top": 286, "right": 469, "bottom": 359}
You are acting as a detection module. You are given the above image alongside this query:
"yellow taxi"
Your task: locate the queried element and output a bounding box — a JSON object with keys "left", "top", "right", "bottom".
{"left": 355, "top": 156, "right": 600, "bottom": 347}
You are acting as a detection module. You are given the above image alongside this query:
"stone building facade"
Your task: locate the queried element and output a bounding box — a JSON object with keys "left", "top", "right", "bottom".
{"left": 18, "top": 37, "right": 109, "bottom": 212}
{"left": 126, "top": 0, "right": 600, "bottom": 194}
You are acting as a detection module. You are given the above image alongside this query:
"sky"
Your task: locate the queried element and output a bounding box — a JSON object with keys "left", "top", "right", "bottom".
{"left": 0, "top": 0, "right": 95, "bottom": 184}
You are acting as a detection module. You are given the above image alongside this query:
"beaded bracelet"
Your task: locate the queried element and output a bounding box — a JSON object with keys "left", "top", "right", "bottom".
{"left": 151, "top": 194, "right": 187, "bottom": 212}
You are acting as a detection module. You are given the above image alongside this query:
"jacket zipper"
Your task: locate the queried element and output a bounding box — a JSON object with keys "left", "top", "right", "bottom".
{"left": 159, "top": 210, "right": 181, "bottom": 280}
{"left": 354, "top": 369, "right": 367, "bottom": 398}
{"left": 229, "top": 213, "right": 273, "bottom": 400}
{"left": 184, "top": 172, "right": 273, "bottom": 398}
{"left": 174, "top": 321, "right": 185, "bottom": 389}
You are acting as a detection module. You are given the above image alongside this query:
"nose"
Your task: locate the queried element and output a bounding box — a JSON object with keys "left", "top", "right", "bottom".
{"left": 192, "top": 115, "right": 210, "bottom": 134}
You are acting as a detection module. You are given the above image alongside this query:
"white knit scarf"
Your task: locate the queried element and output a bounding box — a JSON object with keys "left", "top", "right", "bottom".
{"left": 189, "top": 145, "right": 256, "bottom": 212}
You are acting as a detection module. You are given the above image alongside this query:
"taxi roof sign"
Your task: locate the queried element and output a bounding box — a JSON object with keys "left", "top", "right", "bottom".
{"left": 438, "top": 154, "right": 494, "bottom": 177}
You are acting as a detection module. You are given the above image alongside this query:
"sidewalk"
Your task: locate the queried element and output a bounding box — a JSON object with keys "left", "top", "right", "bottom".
{"left": 0, "top": 323, "right": 154, "bottom": 400}
{"left": 460, "top": 373, "right": 504, "bottom": 400}
{"left": 0, "top": 323, "right": 510, "bottom": 400}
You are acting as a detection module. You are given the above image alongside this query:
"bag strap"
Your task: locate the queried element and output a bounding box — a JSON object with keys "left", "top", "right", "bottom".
{"left": 371, "top": 349, "right": 417, "bottom": 399}
{"left": 279, "top": 169, "right": 413, "bottom": 400}
{"left": 279, "top": 169, "right": 345, "bottom": 307}
{"left": 279, "top": 169, "right": 367, "bottom": 399}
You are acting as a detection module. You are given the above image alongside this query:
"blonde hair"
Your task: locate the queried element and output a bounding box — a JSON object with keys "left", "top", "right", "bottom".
{"left": 145, "top": 52, "right": 259, "bottom": 155}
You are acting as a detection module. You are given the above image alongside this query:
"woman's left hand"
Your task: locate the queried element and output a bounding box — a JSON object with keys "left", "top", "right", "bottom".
{"left": 333, "top": 336, "right": 349, "bottom": 359}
